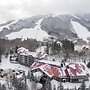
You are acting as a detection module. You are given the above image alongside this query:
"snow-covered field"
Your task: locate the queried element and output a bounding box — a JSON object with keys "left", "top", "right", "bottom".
{"left": 0, "top": 55, "right": 90, "bottom": 90}
{"left": 0, "top": 55, "right": 29, "bottom": 75}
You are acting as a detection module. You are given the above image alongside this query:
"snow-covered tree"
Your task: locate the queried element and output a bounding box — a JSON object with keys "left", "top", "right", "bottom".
{"left": 80, "top": 80, "right": 86, "bottom": 90}
{"left": 88, "top": 84, "right": 90, "bottom": 90}
{"left": 58, "top": 81, "right": 63, "bottom": 90}
{"left": 53, "top": 85, "right": 56, "bottom": 90}
{"left": 1, "top": 84, "right": 6, "bottom": 90}
{"left": 87, "top": 61, "right": 90, "bottom": 68}
{"left": 12, "top": 75, "right": 18, "bottom": 87}
{"left": 45, "top": 78, "right": 52, "bottom": 90}
{"left": 0, "top": 83, "right": 2, "bottom": 90}
{"left": 27, "top": 70, "right": 31, "bottom": 81}
{"left": 31, "top": 72, "right": 35, "bottom": 81}
{"left": 74, "top": 86, "right": 77, "bottom": 90}
{"left": 22, "top": 71, "right": 27, "bottom": 86}
{"left": 16, "top": 82, "right": 28, "bottom": 90}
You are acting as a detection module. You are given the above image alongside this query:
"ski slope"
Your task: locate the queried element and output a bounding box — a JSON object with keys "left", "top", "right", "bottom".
{"left": 0, "top": 20, "right": 19, "bottom": 32}
{"left": 6, "top": 19, "right": 49, "bottom": 41}
{"left": 71, "top": 21, "right": 90, "bottom": 42}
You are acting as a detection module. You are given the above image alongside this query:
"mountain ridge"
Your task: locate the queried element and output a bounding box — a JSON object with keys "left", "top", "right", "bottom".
{"left": 0, "top": 14, "right": 90, "bottom": 42}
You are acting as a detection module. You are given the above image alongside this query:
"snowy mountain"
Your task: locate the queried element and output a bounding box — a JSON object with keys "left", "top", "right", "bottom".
{"left": 0, "top": 14, "right": 90, "bottom": 42}
{"left": 6, "top": 19, "right": 49, "bottom": 41}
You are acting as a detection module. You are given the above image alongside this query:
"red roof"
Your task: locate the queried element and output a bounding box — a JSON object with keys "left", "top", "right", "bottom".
{"left": 31, "top": 62, "right": 43, "bottom": 70}
{"left": 31, "top": 62, "right": 62, "bottom": 78}
{"left": 51, "top": 66, "right": 61, "bottom": 78}
{"left": 69, "top": 67, "right": 76, "bottom": 76}
{"left": 68, "top": 62, "right": 89, "bottom": 76}
{"left": 30, "top": 61, "right": 89, "bottom": 78}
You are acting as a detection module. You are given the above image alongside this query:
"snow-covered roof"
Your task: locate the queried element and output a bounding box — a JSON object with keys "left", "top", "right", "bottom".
{"left": 38, "top": 60, "right": 61, "bottom": 67}
{"left": 17, "top": 47, "right": 36, "bottom": 57}
{"left": 31, "top": 60, "right": 89, "bottom": 79}
{"left": 31, "top": 62, "right": 64, "bottom": 78}
{"left": 67, "top": 62, "right": 89, "bottom": 77}
{"left": 17, "top": 47, "right": 29, "bottom": 55}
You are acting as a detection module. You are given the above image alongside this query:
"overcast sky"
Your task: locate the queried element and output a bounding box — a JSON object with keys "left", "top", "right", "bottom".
{"left": 0, "top": 0, "right": 90, "bottom": 23}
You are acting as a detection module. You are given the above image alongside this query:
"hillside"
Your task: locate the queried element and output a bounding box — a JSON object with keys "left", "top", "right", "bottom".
{"left": 0, "top": 14, "right": 90, "bottom": 42}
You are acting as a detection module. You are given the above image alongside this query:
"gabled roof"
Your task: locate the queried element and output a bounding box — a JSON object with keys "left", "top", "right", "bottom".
{"left": 67, "top": 62, "right": 89, "bottom": 77}
{"left": 17, "top": 47, "right": 36, "bottom": 57}
{"left": 38, "top": 60, "right": 61, "bottom": 67}
{"left": 30, "top": 62, "right": 43, "bottom": 70}
{"left": 30, "top": 61, "right": 89, "bottom": 79}
{"left": 31, "top": 62, "right": 65, "bottom": 78}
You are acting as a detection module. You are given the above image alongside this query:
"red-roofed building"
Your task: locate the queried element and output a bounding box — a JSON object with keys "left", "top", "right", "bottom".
{"left": 30, "top": 60, "right": 89, "bottom": 83}
{"left": 66, "top": 62, "right": 89, "bottom": 82}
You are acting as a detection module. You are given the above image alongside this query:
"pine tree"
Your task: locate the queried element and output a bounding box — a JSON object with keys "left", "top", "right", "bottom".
{"left": 15, "top": 46, "right": 19, "bottom": 53}
{"left": 0, "top": 46, "right": 4, "bottom": 61}
{"left": 53, "top": 85, "right": 56, "bottom": 90}
{"left": 64, "top": 53, "right": 70, "bottom": 62}
{"left": 62, "top": 39, "right": 74, "bottom": 53}
{"left": 45, "top": 78, "right": 52, "bottom": 90}
{"left": 22, "top": 71, "right": 27, "bottom": 87}
{"left": 0, "top": 56, "right": 1, "bottom": 63}
{"left": 87, "top": 61, "right": 90, "bottom": 68}
{"left": 31, "top": 72, "right": 35, "bottom": 81}
{"left": 1, "top": 84, "right": 6, "bottom": 90}
{"left": 74, "top": 86, "right": 77, "bottom": 90}
{"left": 58, "top": 81, "right": 63, "bottom": 90}
{"left": 27, "top": 70, "right": 31, "bottom": 80}
{"left": 88, "top": 84, "right": 90, "bottom": 90}
{"left": 67, "top": 88, "right": 69, "bottom": 90}
{"left": 46, "top": 43, "right": 49, "bottom": 54}
{"left": 0, "top": 83, "right": 2, "bottom": 90}
{"left": 17, "top": 82, "right": 27, "bottom": 90}
{"left": 80, "top": 80, "right": 86, "bottom": 90}
{"left": 47, "top": 78, "right": 52, "bottom": 90}
{"left": 12, "top": 75, "right": 18, "bottom": 87}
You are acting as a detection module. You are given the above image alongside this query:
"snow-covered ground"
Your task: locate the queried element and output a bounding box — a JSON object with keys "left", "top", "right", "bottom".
{"left": 51, "top": 76, "right": 90, "bottom": 89}
{"left": 6, "top": 19, "right": 50, "bottom": 41}
{"left": 71, "top": 21, "right": 90, "bottom": 42}
{"left": 0, "top": 55, "right": 29, "bottom": 75}
{"left": 0, "top": 55, "right": 90, "bottom": 90}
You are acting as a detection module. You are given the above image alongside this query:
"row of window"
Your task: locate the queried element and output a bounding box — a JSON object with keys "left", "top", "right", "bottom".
{"left": 18, "top": 55, "right": 35, "bottom": 65}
